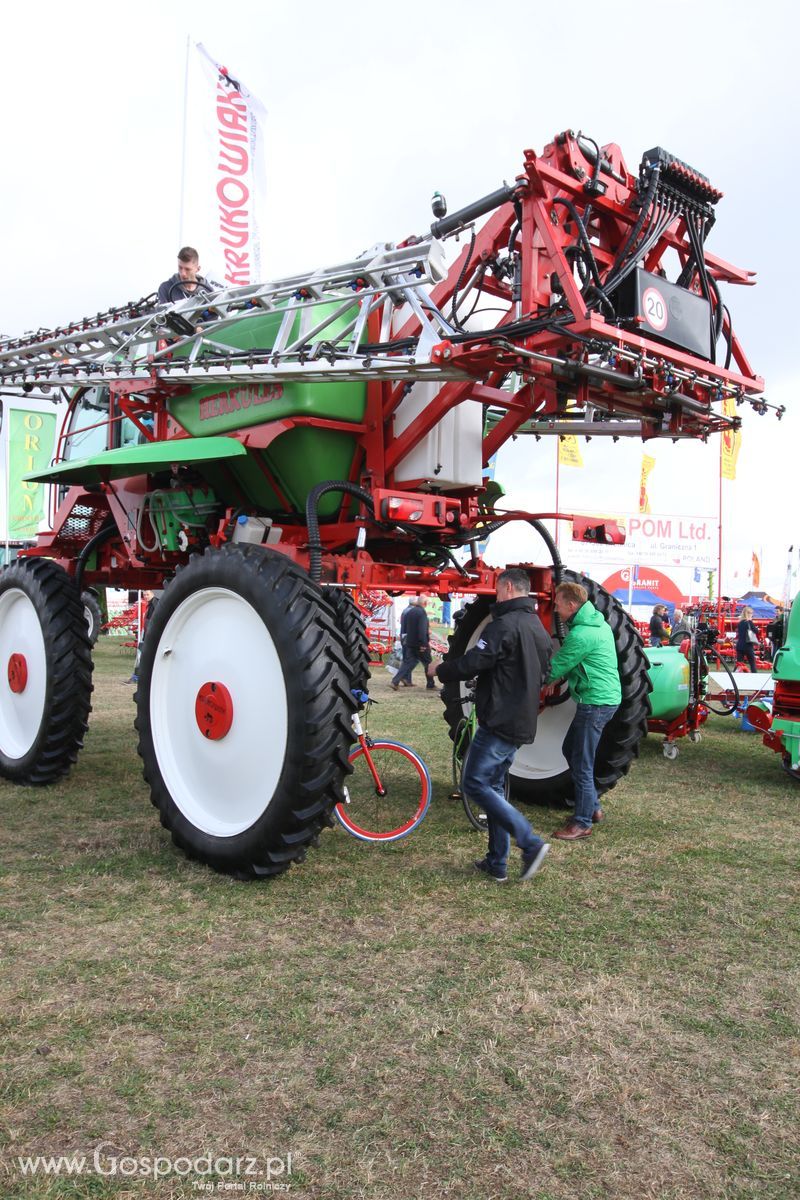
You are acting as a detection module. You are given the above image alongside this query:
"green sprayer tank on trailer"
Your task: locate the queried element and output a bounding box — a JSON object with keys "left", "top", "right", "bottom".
{"left": 0, "top": 131, "right": 771, "bottom": 876}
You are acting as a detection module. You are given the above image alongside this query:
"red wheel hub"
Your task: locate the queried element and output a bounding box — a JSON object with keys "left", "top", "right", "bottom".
{"left": 195, "top": 681, "right": 234, "bottom": 740}
{"left": 8, "top": 653, "right": 28, "bottom": 694}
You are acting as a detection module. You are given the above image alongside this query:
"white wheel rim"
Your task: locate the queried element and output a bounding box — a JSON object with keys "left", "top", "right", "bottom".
{"left": 84, "top": 604, "right": 94, "bottom": 635}
{"left": 0, "top": 588, "right": 47, "bottom": 760}
{"left": 512, "top": 694, "right": 576, "bottom": 780}
{"left": 459, "top": 610, "right": 574, "bottom": 781}
{"left": 150, "top": 587, "right": 288, "bottom": 837}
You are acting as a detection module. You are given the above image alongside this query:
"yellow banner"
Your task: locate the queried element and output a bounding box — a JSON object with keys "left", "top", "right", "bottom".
{"left": 558, "top": 435, "right": 583, "bottom": 468}
{"left": 752, "top": 552, "right": 760, "bottom": 588}
{"left": 639, "top": 453, "right": 656, "bottom": 514}
{"left": 721, "top": 395, "right": 741, "bottom": 480}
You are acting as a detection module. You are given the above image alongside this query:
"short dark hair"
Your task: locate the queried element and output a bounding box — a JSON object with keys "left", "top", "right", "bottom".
{"left": 178, "top": 246, "right": 199, "bottom": 264}
{"left": 498, "top": 568, "right": 531, "bottom": 595}
{"left": 556, "top": 581, "right": 588, "bottom": 607}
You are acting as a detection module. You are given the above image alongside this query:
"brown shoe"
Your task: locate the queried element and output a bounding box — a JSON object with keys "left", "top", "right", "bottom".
{"left": 592, "top": 808, "right": 604, "bottom": 823}
{"left": 553, "top": 821, "right": 592, "bottom": 840}
{"left": 390, "top": 682, "right": 401, "bottom": 691}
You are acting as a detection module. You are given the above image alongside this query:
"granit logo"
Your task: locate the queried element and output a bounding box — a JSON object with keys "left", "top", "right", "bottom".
{"left": 199, "top": 384, "right": 283, "bottom": 421}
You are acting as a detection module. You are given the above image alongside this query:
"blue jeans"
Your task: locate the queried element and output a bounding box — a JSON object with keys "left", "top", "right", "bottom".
{"left": 562, "top": 704, "right": 619, "bottom": 828}
{"left": 462, "top": 726, "right": 544, "bottom": 870}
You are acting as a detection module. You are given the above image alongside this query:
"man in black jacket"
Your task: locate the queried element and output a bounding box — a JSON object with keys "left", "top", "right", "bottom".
{"left": 767, "top": 606, "right": 785, "bottom": 659}
{"left": 158, "top": 246, "right": 216, "bottom": 305}
{"left": 392, "top": 596, "right": 436, "bottom": 690}
{"left": 431, "top": 569, "right": 552, "bottom": 882}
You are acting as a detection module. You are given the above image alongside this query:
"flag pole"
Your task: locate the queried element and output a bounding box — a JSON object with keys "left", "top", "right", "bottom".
{"left": 554, "top": 438, "right": 561, "bottom": 551}
{"left": 178, "top": 33, "right": 191, "bottom": 245}
{"left": 717, "top": 432, "right": 724, "bottom": 633}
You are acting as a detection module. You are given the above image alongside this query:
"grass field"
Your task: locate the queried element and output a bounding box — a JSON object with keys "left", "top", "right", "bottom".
{"left": 1, "top": 639, "right": 798, "bottom": 1199}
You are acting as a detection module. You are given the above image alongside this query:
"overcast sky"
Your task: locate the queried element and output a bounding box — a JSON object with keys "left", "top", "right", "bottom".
{"left": 1, "top": 0, "right": 795, "bottom": 595}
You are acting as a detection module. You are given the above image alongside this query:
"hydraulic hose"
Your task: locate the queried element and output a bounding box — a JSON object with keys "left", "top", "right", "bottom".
{"left": 530, "top": 518, "right": 566, "bottom": 640}
{"left": 305, "top": 481, "right": 375, "bottom": 584}
{"left": 551, "top": 198, "right": 613, "bottom": 316}
{"left": 74, "top": 517, "right": 118, "bottom": 595}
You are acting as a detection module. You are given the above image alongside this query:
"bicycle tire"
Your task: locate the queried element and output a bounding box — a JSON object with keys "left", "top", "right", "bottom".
{"left": 451, "top": 719, "right": 489, "bottom": 832}
{"left": 335, "top": 739, "right": 431, "bottom": 843}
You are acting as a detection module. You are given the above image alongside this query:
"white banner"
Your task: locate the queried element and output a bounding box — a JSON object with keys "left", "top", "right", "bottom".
{"left": 571, "top": 512, "right": 719, "bottom": 569}
{"left": 183, "top": 44, "right": 268, "bottom": 286}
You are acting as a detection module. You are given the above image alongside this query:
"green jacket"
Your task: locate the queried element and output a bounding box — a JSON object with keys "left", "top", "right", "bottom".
{"left": 548, "top": 601, "right": 622, "bottom": 706}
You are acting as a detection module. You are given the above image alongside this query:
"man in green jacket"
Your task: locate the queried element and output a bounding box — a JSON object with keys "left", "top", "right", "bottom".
{"left": 545, "top": 581, "right": 622, "bottom": 840}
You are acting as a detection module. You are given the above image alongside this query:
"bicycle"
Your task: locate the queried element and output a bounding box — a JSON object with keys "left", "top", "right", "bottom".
{"left": 334, "top": 690, "right": 432, "bottom": 843}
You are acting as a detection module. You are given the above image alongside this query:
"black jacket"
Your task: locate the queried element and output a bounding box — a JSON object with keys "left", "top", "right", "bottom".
{"left": 402, "top": 604, "right": 430, "bottom": 651}
{"left": 437, "top": 597, "right": 551, "bottom": 744}
{"left": 157, "top": 273, "right": 216, "bottom": 305}
{"left": 649, "top": 613, "right": 667, "bottom": 642}
{"left": 767, "top": 614, "right": 785, "bottom": 645}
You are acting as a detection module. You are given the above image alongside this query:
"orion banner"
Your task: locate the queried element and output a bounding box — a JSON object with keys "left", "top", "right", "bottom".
{"left": 6, "top": 409, "right": 57, "bottom": 538}
{"left": 184, "top": 44, "right": 268, "bottom": 287}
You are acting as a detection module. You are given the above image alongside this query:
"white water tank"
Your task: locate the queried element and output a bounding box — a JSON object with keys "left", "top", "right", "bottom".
{"left": 391, "top": 382, "right": 484, "bottom": 489}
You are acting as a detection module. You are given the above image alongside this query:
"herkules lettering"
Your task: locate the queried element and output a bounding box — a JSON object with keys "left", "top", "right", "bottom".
{"left": 199, "top": 384, "right": 283, "bottom": 421}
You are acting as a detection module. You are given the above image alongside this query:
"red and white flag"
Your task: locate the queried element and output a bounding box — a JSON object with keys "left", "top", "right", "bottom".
{"left": 183, "top": 44, "right": 268, "bottom": 286}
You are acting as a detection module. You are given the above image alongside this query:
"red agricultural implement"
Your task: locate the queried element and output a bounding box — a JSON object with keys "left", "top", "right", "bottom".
{"left": 0, "top": 130, "right": 771, "bottom": 876}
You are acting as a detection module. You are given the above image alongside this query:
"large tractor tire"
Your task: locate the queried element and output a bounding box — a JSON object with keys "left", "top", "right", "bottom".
{"left": 322, "top": 586, "right": 370, "bottom": 694}
{"left": 135, "top": 544, "right": 355, "bottom": 879}
{"left": 440, "top": 570, "right": 650, "bottom": 804}
{"left": 0, "top": 558, "right": 93, "bottom": 785}
{"left": 81, "top": 590, "right": 103, "bottom": 646}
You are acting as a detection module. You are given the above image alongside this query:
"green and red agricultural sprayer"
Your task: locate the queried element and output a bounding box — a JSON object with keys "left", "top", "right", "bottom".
{"left": 0, "top": 131, "right": 769, "bottom": 876}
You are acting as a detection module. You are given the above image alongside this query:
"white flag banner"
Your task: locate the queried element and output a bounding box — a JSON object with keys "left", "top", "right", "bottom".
{"left": 183, "top": 43, "right": 268, "bottom": 286}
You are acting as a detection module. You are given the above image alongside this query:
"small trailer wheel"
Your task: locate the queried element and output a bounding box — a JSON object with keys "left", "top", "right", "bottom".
{"left": 688, "top": 730, "right": 702, "bottom": 744}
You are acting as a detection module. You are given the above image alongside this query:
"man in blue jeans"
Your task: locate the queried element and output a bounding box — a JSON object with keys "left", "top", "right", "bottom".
{"left": 430, "top": 569, "right": 552, "bottom": 882}
{"left": 545, "top": 581, "right": 622, "bottom": 840}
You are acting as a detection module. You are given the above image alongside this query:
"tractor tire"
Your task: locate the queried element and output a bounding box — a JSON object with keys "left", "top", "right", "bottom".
{"left": 322, "top": 586, "right": 370, "bottom": 694}
{"left": 81, "top": 590, "right": 103, "bottom": 646}
{"left": 135, "top": 544, "right": 355, "bottom": 879}
{"left": 440, "top": 570, "right": 650, "bottom": 804}
{"left": 0, "top": 558, "right": 93, "bottom": 785}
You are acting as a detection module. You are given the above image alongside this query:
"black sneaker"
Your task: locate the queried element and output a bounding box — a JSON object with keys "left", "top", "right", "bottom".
{"left": 473, "top": 858, "right": 508, "bottom": 883}
{"left": 520, "top": 842, "right": 550, "bottom": 882}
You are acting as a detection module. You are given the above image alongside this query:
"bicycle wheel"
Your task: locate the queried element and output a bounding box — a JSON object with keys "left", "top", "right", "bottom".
{"left": 335, "top": 739, "right": 431, "bottom": 843}
{"left": 451, "top": 719, "right": 488, "bottom": 832}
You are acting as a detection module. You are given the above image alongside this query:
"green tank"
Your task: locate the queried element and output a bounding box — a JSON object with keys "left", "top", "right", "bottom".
{"left": 167, "top": 303, "right": 366, "bottom": 518}
{"left": 644, "top": 646, "right": 691, "bottom": 721}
